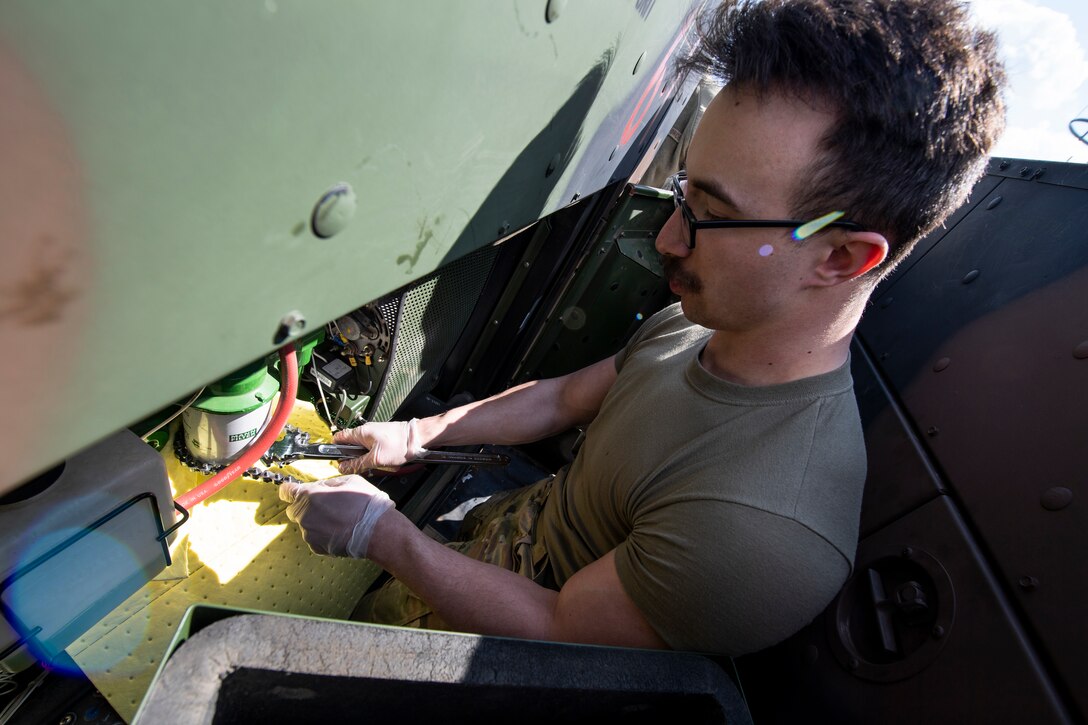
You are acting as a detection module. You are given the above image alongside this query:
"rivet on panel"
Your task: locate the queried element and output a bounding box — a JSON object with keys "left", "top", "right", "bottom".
{"left": 986, "top": 196, "right": 1003, "bottom": 210}
{"left": 1018, "top": 575, "right": 1039, "bottom": 592}
{"left": 1073, "top": 341, "right": 1088, "bottom": 359}
{"left": 998, "top": 160, "right": 1010, "bottom": 170}
{"left": 933, "top": 357, "right": 951, "bottom": 372}
{"left": 1040, "top": 486, "right": 1073, "bottom": 511}
{"left": 274, "top": 311, "right": 307, "bottom": 345}
{"left": 1018, "top": 166, "right": 1030, "bottom": 177}
{"left": 311, "top": 182, "right": 356, "bottom": 239}
{"left": 962, "top": 269, "right": 980, "bottom": 284}
{"left": 931, "top": 625, "right": 946, "bottom": 639}
{"left": 901, "top": 547, "right": 914, "bottom": 558}
{"left": 545, "top": 0, "right": 565, "bottom": 23}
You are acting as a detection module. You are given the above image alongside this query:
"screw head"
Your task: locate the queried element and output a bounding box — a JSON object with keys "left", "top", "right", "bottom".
{"left": 311, "top": 183, "right": 356, "bottom": 239}
{"left": 274, "top": 310, "right": 307, "bottom": 344}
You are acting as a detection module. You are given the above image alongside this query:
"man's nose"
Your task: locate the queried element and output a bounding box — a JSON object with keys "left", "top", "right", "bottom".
{"left": 656, "top": 208, "right": 691, "bottom": 258}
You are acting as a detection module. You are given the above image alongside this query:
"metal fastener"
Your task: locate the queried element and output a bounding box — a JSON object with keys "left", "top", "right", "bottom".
{"left": 1040, "top": 486, "right": 1073, "bottom": 511}
{"left": 986, "top": 196, "right": 1003, "bottom": 210}
{"left": 274, "top": 311, "right": 306, "bottom": 344}
{"left": 1018, "top": 576, "right": 1039, "bottom": 592}
{"left": 311, "top": 183, "right": 356, "bottom": 239}
{"left": 933, "top": 357, "right": 951, "bottom": 372}
{"left": 545, "top": 0, "right": 565, "bottom": 22}
{"left": 961, "top": 269, "right": 980, "bottom": 284}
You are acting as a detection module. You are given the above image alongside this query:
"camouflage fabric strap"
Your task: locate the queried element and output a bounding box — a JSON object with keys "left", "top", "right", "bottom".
{"left": 352, "top": 477, "right": 556, "bottom": 628}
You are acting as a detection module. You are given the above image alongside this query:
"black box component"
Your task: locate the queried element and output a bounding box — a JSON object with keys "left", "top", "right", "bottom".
{"left": 135, "top": 609, "right": 752, "bottom": 724}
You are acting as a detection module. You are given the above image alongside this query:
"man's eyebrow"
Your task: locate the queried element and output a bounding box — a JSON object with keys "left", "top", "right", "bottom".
{"left": 689, "top": 176, "right": 749, "bottom": 216}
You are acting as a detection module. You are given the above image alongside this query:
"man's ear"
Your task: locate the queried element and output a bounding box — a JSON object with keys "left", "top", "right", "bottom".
{"left": 813, "top": 231, "right": 889, "bottom": 284}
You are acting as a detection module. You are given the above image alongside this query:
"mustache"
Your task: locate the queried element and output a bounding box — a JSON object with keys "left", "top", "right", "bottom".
{"left": 662, "top": 255, "right": 701, "bottom": 293}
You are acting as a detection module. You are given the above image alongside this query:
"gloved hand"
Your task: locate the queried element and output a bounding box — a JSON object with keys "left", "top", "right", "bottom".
{"left": 278, "top": 475, "right": 394, "bottom": 558}
{"left": 332, "top": 419, "right": 427, "bottom": 475}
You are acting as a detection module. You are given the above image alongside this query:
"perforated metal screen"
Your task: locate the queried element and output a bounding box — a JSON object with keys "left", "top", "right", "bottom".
{"left": 370, "top": 246, "right": 498, "bottom": 422}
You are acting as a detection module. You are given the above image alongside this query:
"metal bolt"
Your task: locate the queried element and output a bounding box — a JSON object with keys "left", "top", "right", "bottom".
{"left": 961, "top": 269, "right": 980, "bottom": 284}
{"left": 998, "top": 160, "right": 1010, "bottom": 170}
{"left": 901, "top": 547, "right": 914, "bottom": 558}
{"left": 1018, "top": 575, "right": 1039, "bottom": 591}
{"left": 545, "top": 0, "right": 565, "bottom": 22}
{"left": 273, "top": 311, "right": 306, "bottom": 344}
{"left": 311, "top": 182, "right": 356, "bottom": 239}
{"left": 1018, "top": 166, "right": 1030, "bottom": 177}
{"left": 932, "top": 625, "right": 946, "bottom": 639}
{"left": 1040, "top": 486, "right": 1073, "bottom": 511}
{"left": 986, "top": 196, "right": 1003, "bottom": 210}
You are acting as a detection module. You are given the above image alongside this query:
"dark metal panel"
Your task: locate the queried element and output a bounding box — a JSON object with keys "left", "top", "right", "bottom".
{"left": 737, "top": 496, "right": 1072, "bottom": 724}
{"left": 850, "top": 343, "right": 945, "bottom": 539}
{"left": 874, "top": 173, "right": 1004, "bottom": 291}
{"left": 857, "top": 168, "right": 1088, "bottom": 719}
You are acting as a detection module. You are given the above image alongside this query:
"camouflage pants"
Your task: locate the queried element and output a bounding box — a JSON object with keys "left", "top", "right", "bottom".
{"left": 351, "top": 477, "right": 556, "bottom": 629}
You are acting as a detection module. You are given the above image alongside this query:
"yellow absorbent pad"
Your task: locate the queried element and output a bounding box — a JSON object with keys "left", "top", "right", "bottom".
{"left": 66, "top": 403, "right": 383, "bottom": 721}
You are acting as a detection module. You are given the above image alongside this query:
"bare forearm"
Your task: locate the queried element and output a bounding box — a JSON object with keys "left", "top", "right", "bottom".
{"left": 367, "top": 510, "right": 561, "bottom": 640}
{"left": 417, "top": 379, "right": 570, "bottom": 449}
{"left": 415, "top": 356, "right": 617, "bottom": 449}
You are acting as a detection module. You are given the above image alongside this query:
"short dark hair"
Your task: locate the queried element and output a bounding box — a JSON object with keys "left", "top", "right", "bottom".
{"left": 681, "top": 0, "right": 1007, "bottom": 274}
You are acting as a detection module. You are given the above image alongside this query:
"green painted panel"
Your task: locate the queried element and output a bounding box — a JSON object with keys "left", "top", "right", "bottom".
{"left": 0, "top": 1, "right": 698, "bottom": 490}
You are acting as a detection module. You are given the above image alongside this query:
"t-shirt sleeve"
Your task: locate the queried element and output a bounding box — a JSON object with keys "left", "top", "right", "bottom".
{"left": 613, "top": 500, "right": 850, "bottom": 656}
{"left": 615, "top": 303, "right": 685, "bottom": 372}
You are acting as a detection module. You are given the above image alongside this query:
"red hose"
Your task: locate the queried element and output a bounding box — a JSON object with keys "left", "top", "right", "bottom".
{"left": 175, "top": 344, "right": 298, "bottom": 510}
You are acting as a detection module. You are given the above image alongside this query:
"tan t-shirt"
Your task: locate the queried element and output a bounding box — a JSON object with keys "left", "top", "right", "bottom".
{"left": 538, "top": 304, "right": 866, "bottom": 655}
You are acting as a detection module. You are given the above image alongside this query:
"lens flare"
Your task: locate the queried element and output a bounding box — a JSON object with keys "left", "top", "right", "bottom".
{"left": 758, "top": 244, "right": 774, "bottom": 257}
{"left": 793, "top": 211, "right": 846, "bottom": 241}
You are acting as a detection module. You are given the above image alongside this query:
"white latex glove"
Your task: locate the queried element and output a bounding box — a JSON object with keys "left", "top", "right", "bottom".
{"left": 332, "top": 419, "right": 427, "bottom": 475}
{"left": 278, "top": 475, "right": 394, "bottom": 558}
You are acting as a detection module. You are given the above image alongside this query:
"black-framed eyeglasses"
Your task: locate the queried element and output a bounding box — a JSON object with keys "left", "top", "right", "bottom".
{"left": 667, "top": 171, "right": 863, "bottom": 249}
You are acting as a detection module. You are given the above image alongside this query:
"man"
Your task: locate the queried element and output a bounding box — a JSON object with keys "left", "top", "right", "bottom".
{"left": 280, "top": 0, "right": 1005, "bottom": 656}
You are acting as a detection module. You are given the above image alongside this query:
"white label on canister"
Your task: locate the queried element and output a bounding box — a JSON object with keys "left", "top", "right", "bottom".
{"left": 181, "top": 397, "right": 276, "bottom": 464}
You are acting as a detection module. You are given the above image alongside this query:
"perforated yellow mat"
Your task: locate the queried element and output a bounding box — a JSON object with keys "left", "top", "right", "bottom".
{"left": 67, "top": 404, "right": 382, "bottom": 721}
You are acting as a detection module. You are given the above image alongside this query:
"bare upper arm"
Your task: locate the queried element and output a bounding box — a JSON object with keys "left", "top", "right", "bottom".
{"left": 553, "top": 355, "right": 620, "bottom": 426}
{"left": 551, "top": 548, "right": 669, "bottom": 649}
